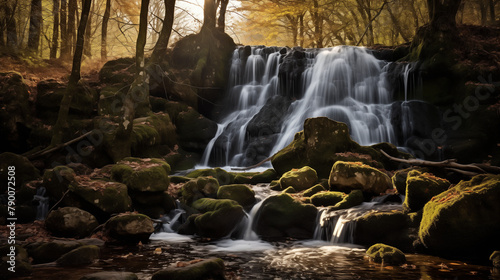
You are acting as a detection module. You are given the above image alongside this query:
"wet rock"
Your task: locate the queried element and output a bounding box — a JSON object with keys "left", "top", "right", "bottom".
{"left": 256, "top": 193, "right": 318, "bottom": 239}
{"left": 279, "top": 166, "right": 318, "bottom": 192}
{"left": 419, "top": 174, "right": 500, "bottom": 259}
{"left": 28, "top": 240, "right": 83, "bottom": 264}
{"left": 131, "top": 191, "right": 176, "bottom": 219}
{"left": 269, "top": 180, "right": 281, "bottom": 191}
{"left": 279, "top": 47, "right": 308, "bottom": 99}
{"left": 0, "top": 245, "right": 32, "bottom": 277}
{"left": 43, "top": 165, "right": 76, "bottom": 201}
{"left": 104, "top": 213, "right": 154, "bottom": 243}
{"left": 186, "top": 167, "right": 235, "bottom": 186}
{"left": 80, "top": 271, "right": 139, "bottom": 280}
{"left": 111, "top": 157, "right": 171, "bottom": 192}
{"left": 233, "top": 169, "right": 278, "bottom": 184}
{"left": 329, "top": 161, "right": 393, "bottom": 196}
{"left": 152, "top": 258, "right": 225, "bottom": 280}
{"left": 0, "top": 72, "right": 31, "bottom": 153}
{"left": 271, "top": 117, "right": 407, "bottom": 178}
{"left": 354, "top": 211, "right": 413, "bottom": 251}
{"left": 217, "top": 184, "right": 256, "bottom": 208}
{"left": 366, "top": 243, "right": 406, "bottom": 265}
{"left": 330, "top": 189, "right": 364, "bottom": 210}
{"left": 246, "top": 95, "right": 293, "bottom": 138}
{"left": 175, "top": 107, "right": 218, "bottom": 152}
{"left": 68, "top": 179, "right": 132, "bottom": 216}
{"left": 191, "top": 198, "right": 245, "bottom": 239}
{"left": 491, "top": 251, "right": 500, "bottom": 268}
{"left": 403, "top": 171, "right": 450, "bottom": 212}
{"left": 310, "top": 191, "right": 345, "bottom": 207}
{"left": 179, "top": 177, "right": 220, "bottom": 206}
{"left": 282, "top": 186, "right": 297, "bottom": 194}
{"left": 45, "top": 207, "right": 99, "bottom": 238}
{"left": 302, "top": 184, "right": 326, "bottom": 197}
{"left": 56, "top": 245, "right": 100, "bottom": 266}
{"left": 131, "top": 113, "right": 177, "bottom": 154}
{"left": 0, "top": 153, "right": 40, "bottom": 194}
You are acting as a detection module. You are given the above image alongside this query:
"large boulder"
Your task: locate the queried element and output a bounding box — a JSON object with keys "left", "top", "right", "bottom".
{"left": 217, "top": 184, "right": 256, "bottom": 208}
{"left": 419, "top": 174, "right": 500, "bottom": 259}
{"left": 104, "top": 213, "right": 154, "bottom": 243}
{"left": 0, "top": 153, "right": 39, "bottom": 194}
{"left": 191, "top": 198, "right": 245, "bottom": 239}
{"left": 403, "top": 170, "right": 450, "bottom": 212}
{"left": 111, "top": 157, "right": 171, "bottom": 192}
{"left": 256, "top": 193, "right": 318, "bottom": 239}
{"left": 43, "top": 165, "right": 77, "bottom": 200}
{"left": 233, "top": 169, "right": 278, "bottom": 184}
{"left": 330, "top": 189, "right": 364, "bottom": 210}
{"left": 99, "top": 57, "right": 135, "bottom": 85}
{"left": 152, "top": 258, "right": 225, "bottom": 280}
{"left": 271, "top": 117, "right": 408, "bottom": 178}
{"left": 28, "top": 240, "right": 83, "bottom": 264}
{"left": 45, "top": 207, "right": 99, "bottom": 238}
{"left": 329, "top": 161, "right": 393, "bottom": 196}
{"left": 279, "top": 166, "right": 318, "bottom": 192}
{"left": 0, "top": 72, "right": 32, "bottom": 153}
{"left": 186, "top": 167, "right": 234, "bottom": 185}
{"left": 366, "top": 243, "right": 406, "bottom": 265}
{"left": 131, "top": 113, "right": 177, "bottom": 154}
{"left": 310, "top": 191, "right": 345, "bottom": 207}
{"left": 56, "top": 245, "right": 100, "bottom": 266}
{"left": 175, "top": 107, "right": 218, "bottom": 152}
{"left": 179, "top": 177, "right": 219, "bottom": 206}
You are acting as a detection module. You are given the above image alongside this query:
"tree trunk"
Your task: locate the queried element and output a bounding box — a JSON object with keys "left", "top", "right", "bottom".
{"left": 83, "top": 0, "right": 92, "bottom": 57}
{"left": 101, "top": 0, "right": 111, "bottom": 60}
{"left": 217, "top": 0, "right": 228, "bottom": 31}
{"left": 427, "top": 0, "right": 461, "bottom": 29}
{"left": 60, "top": 0, "right": 69, "bottom": 58}
{"left": 27, "top": 0, "right": 42, "bottom": 52}
{"left": 51, "top": 0, "right": 92, "bottom": 146}
{"left": 112, "top": 0, "right": 150, "bottom": 161}
{"left": 489, "top": 0, "right": 496, "bottom": 22}
{"left": 150, "top": 0, "right": 176, "bottom": 64}
{"left": 202, "top": 0, "right": 217, "bottom": 30}
{"left": 5, "top": 3, "right": 18, "bottom": 49}
{"left": 67, "top": 0, "right": 77, "bottom": 58}
{"left": 50, "top": 0, "right": 60, "bottom": 58}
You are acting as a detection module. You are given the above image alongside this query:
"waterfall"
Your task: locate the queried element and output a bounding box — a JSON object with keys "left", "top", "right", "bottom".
{"left": 33, "top": 187, "right": 49, "bottom": 220}
{"left": 204, "top": 45, "right": 400, "bottom": 167}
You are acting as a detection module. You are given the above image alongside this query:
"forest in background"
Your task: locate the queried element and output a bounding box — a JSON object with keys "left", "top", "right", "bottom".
{"left": 1, "top": 0, "right": 499, "bottom": 63}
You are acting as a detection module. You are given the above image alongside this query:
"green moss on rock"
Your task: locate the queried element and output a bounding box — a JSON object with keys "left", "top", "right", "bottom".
{"left": 131, "top": 113, "right": 177, "bottom": 153}
{"left": 403, "top": 170, "right": 450, "bottom": 212}
{"left": 282, "top": 186, "right": 297, "bottom": 194}
{"left": 217, "top": 184, "right": 256, "bottom": 207}
{"left": 45, "top": 207, "right": 99, "bottom": 238}
{"left": 111, "top": 157, "right": 171, "bottom": 192}
{"left": 310, "top": 191, "right": 345, "bottom": 207}
{"left": 43, "top": 166, "right": 76, "bottom": 200}
{"left": 191, "top": 198, "right": 245, "bottom": 239}
{"left": 279, "top": 166, "right": 318, "bottom": 192}
{"left": 329, "top": 161, "right": 393, "bottom": 196}
{"left": 256, "top": 193, "right": 318, "bottom": 239}
{"left": 69, "top": 180, "right": 132, "bottom": 215}
{"left": 105, "top": 213, "right": 154, "bottom": 243}
{"left": 331, "top": 189, "right": 364, "bottom": 210}
{"left": 179, "top": 176, "right": 219, "bottom": 206}
{"left": 366, "top": 243, "right": 406, "bottom": 265}
{"left": 186, "top": 167, "right": 234, "bottom": 185}
{"left": 302, "top": 184, "right": 326, "bottom": 197}
{"left": 419, "top": 174, "right": 500, "bottom": 259}
{"left": 29, "top": 240, "right": 83, "bottom": 264}
{"left": 233, "top": 169, "right": 278, "bottom": 184}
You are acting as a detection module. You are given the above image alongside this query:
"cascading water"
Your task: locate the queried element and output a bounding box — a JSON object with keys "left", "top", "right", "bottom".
{"left": 203, "top": 46, "right": 399, "bottom": 167}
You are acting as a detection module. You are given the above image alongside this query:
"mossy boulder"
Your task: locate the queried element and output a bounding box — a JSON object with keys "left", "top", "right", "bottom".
{"left": 0, "top": 153, "right": 40, "bottom": 193}
{"left": 131, "top": 113, "right": 177, "bottom": 153}
{"left": 366, "top": 243, "right": 406, "bottom": 265}
{"left": 271, "top": 117, "right": 403, "bottom": 178}
{"left": 69, "top": 179, "right": 132, "bottom": 215}
{"left": 175, "top": 107, "right": 218, "bottom": 152}
{"left": 279, "top": 166, "right": 318, "bottom": 192}
{"left": 80, "top": 271, "right": 138, "bottom": 280}
{"left": 282, "top": 186, "right": 297, "bottom": 194}
{"left": 99, "top": 57, "right": 135, "bottom": 85}
{"left": 45, "top": 207, "right": 99, "bottom": 238}
{"left": 329, "top": 161, "right": 393, "bottom": 196}
{"left": 392, "top": 168, "right": 411, "bottom": 195}
{"left": 233, "top": 169, "right": 278, "bottom": 184}
{"left": 152, "top": 258, "right": 225, "bottom": 280}
{"left": 491, "top": 251, "right": 500, "bottom": 268}
{"left": 28, "top": 240, "right": 83, "bottom": 264}
{"left": 43, "top": 165, "right": 76, "bottom": 200}
{"left": 269, "top": 180, "right": 281, "bottom": 191}
{"left": 0, "top": 72, "right": 32, "bottom": 153}
{"left": 419, "top": 174, "right": 500, "bottom": 259}
{"left": 130, "top": 191, "right": 176, "bottom": 219}
{"left": 111, "top": 157, "right": 171, "bottom": 192}
{"left": 310, "top": 191, "right": 345, "bottom": 207}
{"left": 302, "top": 184, "right": 326, "bottom": 197}
{"left": 256, "top": 193, "right": 318, "bottom": 239}
{"left": 403, "top": 170, "right": 450, "bottom": 212}
{"left": 217, "top": 184, "right": 256, "bottom": 208}
{"left": 0, "top": 245, "right": 31, "bottom": 277}
{"left": 179, "top": 177, "right": 219, "bottom": 206}
{"left": 186, "top": 167, "right": 234, "bottom": 186}
{"left": 56, "top": 245, "right": 100, "bottom": 266}
{"left": 104, "top": 213, "right": 154, "bottom": 243}
{"left": 330, "top": 189, "right": 364, "bottom": 210}
{"left": 354, "top": 211, "right": 413, "bottom": 251}
{"left": 191, "top": 198, "right": 245, "bottom": 239}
